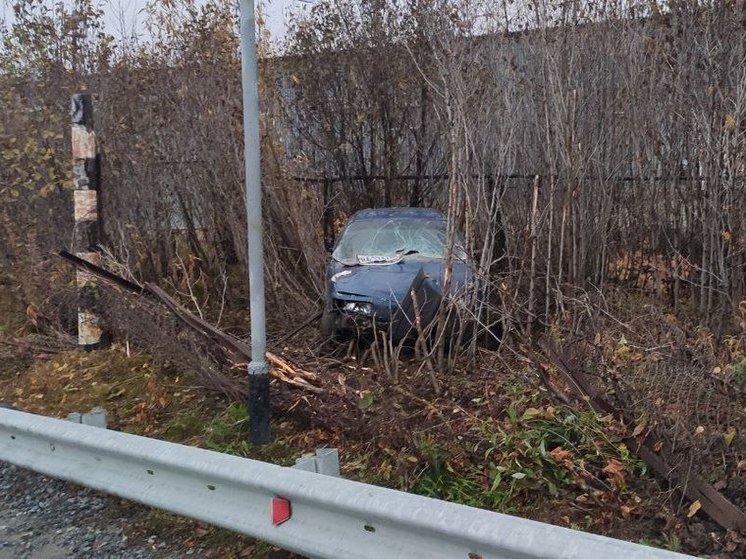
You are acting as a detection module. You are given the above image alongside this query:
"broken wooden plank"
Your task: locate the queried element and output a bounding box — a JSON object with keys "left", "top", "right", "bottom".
{"left": 539, "top": 336, "right": 746, "bottom": 532}
{"left": 59, "top": 251, "right": 145, "bottom": 295}
{"left": 145, "top": 282, "right": 252, "bottom": 360}
{"left": 58, "top": 252, "right": 323, "bottom": 393}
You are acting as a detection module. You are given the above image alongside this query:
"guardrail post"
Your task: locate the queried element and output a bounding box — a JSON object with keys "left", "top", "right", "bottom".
{"left": 71, "top": 93, "right": 105, "bottom": 350}
{"left": 292, "top": 448, "right": 340, "bottom": 477}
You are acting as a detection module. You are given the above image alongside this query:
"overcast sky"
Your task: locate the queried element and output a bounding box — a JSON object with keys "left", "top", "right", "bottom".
{"left": 1, "top": 0, "right": 310, "bottom": 43}
{"left": 105, "top": 0, "right": 308, "bottom": 43}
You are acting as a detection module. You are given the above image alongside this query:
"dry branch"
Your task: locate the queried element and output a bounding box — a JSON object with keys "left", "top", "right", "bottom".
{"left": 538, "top": 336, "right": 746, "bottom": 532}
{"left": 58, "top": 253, "right": 323, "bottom": 394}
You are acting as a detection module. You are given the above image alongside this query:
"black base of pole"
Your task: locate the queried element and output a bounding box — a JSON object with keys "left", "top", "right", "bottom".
{"left": 248, "top": 372, "right": 271, "bottom": 445}
{"left": 79, "top": 332, "right": 111, "bottom": 353}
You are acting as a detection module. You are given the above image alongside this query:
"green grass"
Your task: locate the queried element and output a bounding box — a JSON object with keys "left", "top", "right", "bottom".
{"left": 410, "top": 398, "right": 647, "bottom": 516}
{"left": 200, "top": 402, "right": 304, "bottom": 465}
{"left": 640, "top": 533, "right": 682, "bottom": 552}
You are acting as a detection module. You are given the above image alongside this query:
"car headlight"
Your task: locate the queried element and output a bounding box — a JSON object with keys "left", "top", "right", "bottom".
{"left": 343, "top": 301, "right": 373, "bottom": 316}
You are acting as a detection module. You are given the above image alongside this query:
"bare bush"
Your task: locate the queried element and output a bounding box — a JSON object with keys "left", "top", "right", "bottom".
{"left": 2, "top": 0, "right": 746, "bottom": 355}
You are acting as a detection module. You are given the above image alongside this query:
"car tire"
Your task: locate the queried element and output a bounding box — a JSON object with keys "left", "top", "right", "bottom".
{"left": 319, "top": 309, "right": 336, "bottom": 339}
{"left": 478, "top": 318, "right": 503, "bottom": 349}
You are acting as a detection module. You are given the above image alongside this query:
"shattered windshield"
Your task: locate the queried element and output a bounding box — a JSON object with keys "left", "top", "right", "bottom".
{"left": 332, "top": 218, "right": 466, "bottom": 265}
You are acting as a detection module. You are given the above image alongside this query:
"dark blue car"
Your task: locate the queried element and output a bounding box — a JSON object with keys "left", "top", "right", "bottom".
{"left": 320, "top": 207, "right": 470, "bottom": 341}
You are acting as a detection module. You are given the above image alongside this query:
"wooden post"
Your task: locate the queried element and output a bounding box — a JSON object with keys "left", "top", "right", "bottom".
{"left": 71, "top": 93, "right": 104, "bottom": 350}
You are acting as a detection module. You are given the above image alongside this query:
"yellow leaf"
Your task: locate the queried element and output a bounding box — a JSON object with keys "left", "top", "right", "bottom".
{"left": 695, "top": 426, "right": 705, "bottom": 435}
{"left": 521, "top": 407, "right": 542, "bottom": 420}
{"left": 725, "top": 114, "right": 737, "bottom": 130}
{"left": 687, "top": 500, "right": 702, "bottom": 518}
{"left": 632, "top": 415, "right": 648, "bottom": 437}
{"left": 724, "top": 427, "right": 737, "bottom": 446}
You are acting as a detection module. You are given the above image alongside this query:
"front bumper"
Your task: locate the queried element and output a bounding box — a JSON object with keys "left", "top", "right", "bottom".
{"left": 334, "top": 309, "right": 388, "bottom": 335}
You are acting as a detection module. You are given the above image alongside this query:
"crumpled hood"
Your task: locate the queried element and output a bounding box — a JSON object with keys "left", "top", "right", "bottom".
{"left": 328, "top": 257, "right": 468, "bottom": 317}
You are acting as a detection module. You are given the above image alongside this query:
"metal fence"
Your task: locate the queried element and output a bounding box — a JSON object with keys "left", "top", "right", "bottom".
{"left": 0, "top": 408, "right": 692, "bottom": 559}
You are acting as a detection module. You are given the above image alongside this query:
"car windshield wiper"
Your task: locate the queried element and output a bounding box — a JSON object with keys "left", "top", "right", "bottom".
{"left": 332, "top": 254, "right": 360, "bottom": 266}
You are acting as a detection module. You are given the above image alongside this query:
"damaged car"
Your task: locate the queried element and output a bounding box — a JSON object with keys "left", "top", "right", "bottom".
{"left": 320, "top": 207, "right": 472, "bottom": 342}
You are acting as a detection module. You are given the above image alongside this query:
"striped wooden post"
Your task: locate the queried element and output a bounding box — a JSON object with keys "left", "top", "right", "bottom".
{"left": 71, "top": 93, "right": 104, "bottom": 350}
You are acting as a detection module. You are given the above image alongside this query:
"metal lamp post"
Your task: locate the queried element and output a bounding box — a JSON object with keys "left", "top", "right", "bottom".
{"left": 239, "top": 0, "right": 271, "bottom": 445}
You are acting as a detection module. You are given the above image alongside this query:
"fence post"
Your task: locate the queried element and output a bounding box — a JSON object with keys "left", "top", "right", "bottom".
{"left": 322, "top": 179, "right": 334, "bottom": 249}
{"left": 71, "top": 93, "right": 104, "bottom": 350}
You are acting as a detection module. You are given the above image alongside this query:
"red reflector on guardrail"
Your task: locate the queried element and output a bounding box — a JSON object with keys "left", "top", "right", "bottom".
{"left": 272, "top": 497, "right": 291, "bottom": 525}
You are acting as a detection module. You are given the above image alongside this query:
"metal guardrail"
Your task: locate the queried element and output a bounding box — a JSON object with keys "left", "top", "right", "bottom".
{"left": 0, "top": 408, "right": 692, "bottom": 559}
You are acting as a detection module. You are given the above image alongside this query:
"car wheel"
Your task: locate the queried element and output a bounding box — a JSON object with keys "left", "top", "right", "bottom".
{"left": 478, "top": 318, "right": 503, "bottom": 349}
{"left": 319, "top": 309, "right": 337, "bottom": 339}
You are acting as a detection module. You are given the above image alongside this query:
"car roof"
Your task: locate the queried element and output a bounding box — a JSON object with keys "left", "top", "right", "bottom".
{"left": 350, "top": 207, "right": 445, "bottom": 221}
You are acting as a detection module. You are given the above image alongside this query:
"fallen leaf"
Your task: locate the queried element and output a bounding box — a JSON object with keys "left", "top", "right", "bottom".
{"left": 632, "top": 417, "right": 648, "bottom": 437}
{"left": 687, "top": 500, "right": 702, "bottom": 518}
{"left": 724, "top": 427, "right": 737, "bottom": 446}
{"left": 521, "top": 407, "right": 542, "bottom": 420}
{"left": 549, "top": 447, "right": 573, "bottom": 463}
{"left": 357, "top": 393, "right": 374, "bottom": 410}
{"left": 602, "top": 459, "right": 627, "bottom": 488}
{"left": 620, "top": 505, "right": 635, "bottom": 518}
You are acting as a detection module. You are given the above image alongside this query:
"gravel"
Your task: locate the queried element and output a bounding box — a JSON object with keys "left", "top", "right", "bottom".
{"left": 0, "top": 461, "right": 207, "bottom": 559}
